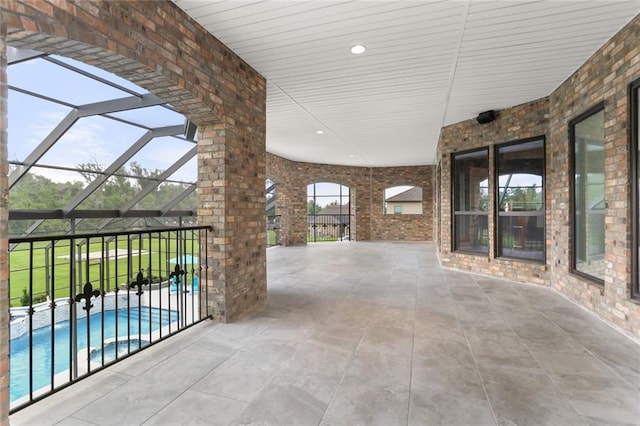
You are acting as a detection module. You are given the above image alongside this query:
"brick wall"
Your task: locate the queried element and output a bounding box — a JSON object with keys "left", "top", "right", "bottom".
{"left": 436, "top": 15, "right": 640, "bottom": 338}
{"left": 437, "top": 98, "right": 550, "bottom": 285}
{"left": 267, "top": 154, "right": 433, "bottom": 244}
{"left": 370, "top": 166, "right": 433, "bottom": 241}
{"left": 0, "top": 0, "right": 267, "bottom": 324}
{"left": 547, "top": 14, "right": 640, "bottom": 336}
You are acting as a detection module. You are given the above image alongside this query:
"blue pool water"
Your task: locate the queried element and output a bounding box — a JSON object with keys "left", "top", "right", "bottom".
{"left": 89, "top": 338, "right": 150, "bottom": 364}
{"left": 10, "top": 307, "right": 177, "bottom": 403}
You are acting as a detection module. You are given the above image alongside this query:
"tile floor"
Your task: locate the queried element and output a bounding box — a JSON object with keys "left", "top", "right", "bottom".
{"left": 11, "top": 242, "right": 640, "bottom": 425}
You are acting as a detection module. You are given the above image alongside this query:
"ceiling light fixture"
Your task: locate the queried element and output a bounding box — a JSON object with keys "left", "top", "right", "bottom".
{"left": 350, "top": 44, "right": 366, "bottom": 55}
{"left": 316, "top": 130, "right": 324, "bottom": 134}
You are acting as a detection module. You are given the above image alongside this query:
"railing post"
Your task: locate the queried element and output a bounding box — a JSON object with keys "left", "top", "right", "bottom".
{"left": 69, "top": 220, "right": 78, "bottom": 380}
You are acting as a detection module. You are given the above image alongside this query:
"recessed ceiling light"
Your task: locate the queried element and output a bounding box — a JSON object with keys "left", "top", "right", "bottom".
{"left": 349, "top": 154, "right": 356, "bottom": 158}
{"left": 351, "top": 44, "right": 366, "bottom": 55}
{"left": 316, "top": 130, "right": 324, "bottom": 134}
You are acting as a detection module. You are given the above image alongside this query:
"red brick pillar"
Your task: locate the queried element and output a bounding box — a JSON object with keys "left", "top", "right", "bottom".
{"left": 266, "top": 155, "right": 307, "bottom": 246}
{"left": 198, "top": 121, "right": 267, "bottom": 322}
{"left": 279, "top": 179, "right": 307, "bottom": 246}
{"left": 0, "top": 12, "right": 9, "bottom": 424}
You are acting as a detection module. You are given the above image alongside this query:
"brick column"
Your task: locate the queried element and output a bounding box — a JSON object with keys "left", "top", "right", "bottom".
{"left": 198, "top": 122, "right": 267, "bottom": 322}
{"left": 0, "top": 13, "right": 9, "bottom": 423}
{"left": 266, "top": 154, "right": 307, "bottom": 246}
{"left": 282, "top": 179, "right": 307, "bottom": 246}
{"left": 354, "top": 178, "right": 371, "bottom": 241}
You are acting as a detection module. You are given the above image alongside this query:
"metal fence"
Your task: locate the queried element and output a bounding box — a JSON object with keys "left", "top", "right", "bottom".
{"left": 307, "top": 214, "right": 351, "bottom": 242}
{"left": 8, "top": 226, "right": 211, "bottom": 412}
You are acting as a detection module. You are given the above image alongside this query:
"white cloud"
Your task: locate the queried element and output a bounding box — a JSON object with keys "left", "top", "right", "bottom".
{"left": 37, "top": 118, "right": 117, "bottom": 168}
{"left": 31, "top": 167, "right": 86, "bottom": 184}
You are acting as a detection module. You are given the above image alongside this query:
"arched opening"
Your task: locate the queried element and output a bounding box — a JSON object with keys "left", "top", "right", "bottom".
{"left": 265, "top": 178, "right": 279, "bottom": 246}
{"left": 7, "top": 49, "right": 198, "bottom": 238}
{"left": 5, "top": 48, "right": 206, "bottom": 410}
{"left": 307, "top": 182, "right": 350, "bottom": 242}
{"left": 1, "top": 1, "right": 268, "bottom": 416}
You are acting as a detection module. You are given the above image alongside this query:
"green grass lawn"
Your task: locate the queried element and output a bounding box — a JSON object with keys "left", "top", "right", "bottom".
{"left": 267, "top": 229, "right": 277, "bottom": 246}
{"left": 10, "top": 236, "right": 200, "bottom": 307}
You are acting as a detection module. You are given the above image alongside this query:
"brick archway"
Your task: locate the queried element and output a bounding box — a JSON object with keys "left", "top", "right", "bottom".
{"left": 2, "top": 1, "right": 222, "bottom": 123}
{"left": 1, "top": 1, "right": 267, "bottom": 419}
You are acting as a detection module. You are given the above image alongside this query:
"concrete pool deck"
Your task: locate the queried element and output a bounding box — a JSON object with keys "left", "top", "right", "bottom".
{"left": 10, "top": 242, "right": 640, "bottom": 425}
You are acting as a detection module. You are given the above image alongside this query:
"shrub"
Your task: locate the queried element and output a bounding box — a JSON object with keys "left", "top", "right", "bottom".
{"left": 20, "top": 288, "right": 48, "bottom": 306}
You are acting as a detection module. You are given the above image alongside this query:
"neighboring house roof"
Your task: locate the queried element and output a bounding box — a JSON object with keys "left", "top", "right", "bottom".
{"left": 320, "top": 204, "right": 349, "bottom": 215}
{"left": 308, "top": 204, "right": 350, "bottom": 226}
{"left": 386, "top": 187, "right": 422, "bottom": 202}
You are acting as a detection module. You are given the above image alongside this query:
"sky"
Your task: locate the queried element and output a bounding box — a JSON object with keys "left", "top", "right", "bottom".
{"left": 7, "top": 53, "right": 196, "bottom": 184}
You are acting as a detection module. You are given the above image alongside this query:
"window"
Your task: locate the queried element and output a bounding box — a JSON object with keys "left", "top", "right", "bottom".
{"left": 384, "top": 186, "right": 422, "bottom": 215}
{"left": 571, "top": 104, "right": 605, "bottom": 282}
{"left": 452, "top": 149, "right": 489, "bottom": 254}
{"left": 632, "top": 79, "right": 640, "bottom": 298}
{"left": 496, "top": 138, "right": 545, "bottom": 261}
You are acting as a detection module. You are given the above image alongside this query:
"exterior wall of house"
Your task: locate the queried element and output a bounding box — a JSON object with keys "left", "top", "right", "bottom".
{"left": 436, "top": 15, "right": 640, "bottom": 338}
{"left": 0, "top": 0, "right": 268, "bottom": 329}
{"left": 386, "top": 201, "right": 423, "bottom": 215}
{"left": 436, "top": 98, "right": 550, "bottom": 285}
{"left": 547, "top": 14, "right": 640, "bottom": 336}
{"left": 267, "top": 154, "right": 433, "bottom": 243}
{"left": 371, "top": 166, "right": 433, "bottom": 241}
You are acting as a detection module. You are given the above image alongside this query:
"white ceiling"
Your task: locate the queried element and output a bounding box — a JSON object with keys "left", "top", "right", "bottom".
{"left": 172, "top": 0, "right": 640, "bottom": 167}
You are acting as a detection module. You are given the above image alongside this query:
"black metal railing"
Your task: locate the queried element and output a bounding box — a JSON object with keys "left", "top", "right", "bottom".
{"left": 307, "top": 214, "right": 351, "bottom": 242}
{"left": 266, "top": 215, "right": 281, "bottom": 247}
{"left": 8, "top": 226, "right": 211, "bottom": 413}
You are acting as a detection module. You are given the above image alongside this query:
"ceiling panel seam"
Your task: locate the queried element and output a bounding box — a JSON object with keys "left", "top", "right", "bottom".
{"left": 439, "top": 0, "right": 471, "bottom": 162}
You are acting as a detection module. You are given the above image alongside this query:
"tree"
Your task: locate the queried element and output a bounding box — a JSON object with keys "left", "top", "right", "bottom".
{"left": 9, "top": 160, "right": 197, "bottom": 236}
{"left": 128, "top": 161, "right": 162, "bottom": 189}
{"left": 307, "top": 200, "right": 321, "bottom": 214}
{"left": 9, "top": 171, "right": 85, "bottom": 235}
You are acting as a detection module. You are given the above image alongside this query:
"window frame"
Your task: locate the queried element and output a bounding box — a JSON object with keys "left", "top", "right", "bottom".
{"left": 569, "top": 102, "right": 606, "bottom": 285}
{"left": 451, "top": 147, "right": 490, "bottom": 255}
{"left": 494, "top": 136, "right": 546, "bottom": 263}
{"left": 383, "top": 185, "right": 423, "bottom": 216}
{"left": 631, "top": 79, "right": 640, "bottom": 300}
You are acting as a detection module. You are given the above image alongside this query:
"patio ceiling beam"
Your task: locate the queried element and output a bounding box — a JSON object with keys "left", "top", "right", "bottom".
{"left": 266, "top": 196, "right": 276, "bottom": 213}
{"left": 160, "top": 184, "right": 197, "bottom": 215}
{"left": 9, "top": 111, "right": 80, "bottom": 189}
{"left": 8, "top": 93, "right": 167, "bottom": 190}
{"left": 265, "top": 182, "right": 275, "bottom": 194}
{"left": 94, "top": 208, "right": 196, "bottom": 233}
{"left": 118, "top": 146, "right": 197, "bottom": 215}
{"left": 62, "top": 125, "right": 185, "bottom": 214}
{"left": 76, "top": 93, "right": 165, "bottom": 117}
{"left": 7, "top": 46, "right": 45, "bottom": 65}
{"left": 96, "top": 217, "right": 142, "bottom": 235}
{"left": 9, "top": 209, "right": 197, "bottom": 220}
{"left": 44, "top": 56, "right": 144, "bottom": 98}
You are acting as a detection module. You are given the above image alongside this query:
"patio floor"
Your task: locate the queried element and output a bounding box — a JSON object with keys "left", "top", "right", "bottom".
{"left": 11, "top": 242, "right": 640, "bottom": 425}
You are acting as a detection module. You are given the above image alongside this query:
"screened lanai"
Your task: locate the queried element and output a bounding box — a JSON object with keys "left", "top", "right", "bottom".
{"left": 6, "top": 46, "right": 210, "bottom": 410}
{"left": 8, "top": 46, "right": 198, "bottom": 238}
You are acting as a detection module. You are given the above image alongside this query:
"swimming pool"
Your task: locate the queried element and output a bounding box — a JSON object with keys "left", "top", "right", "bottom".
{"left": 10, "top": 307, "right": 177, "bottom": 403}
